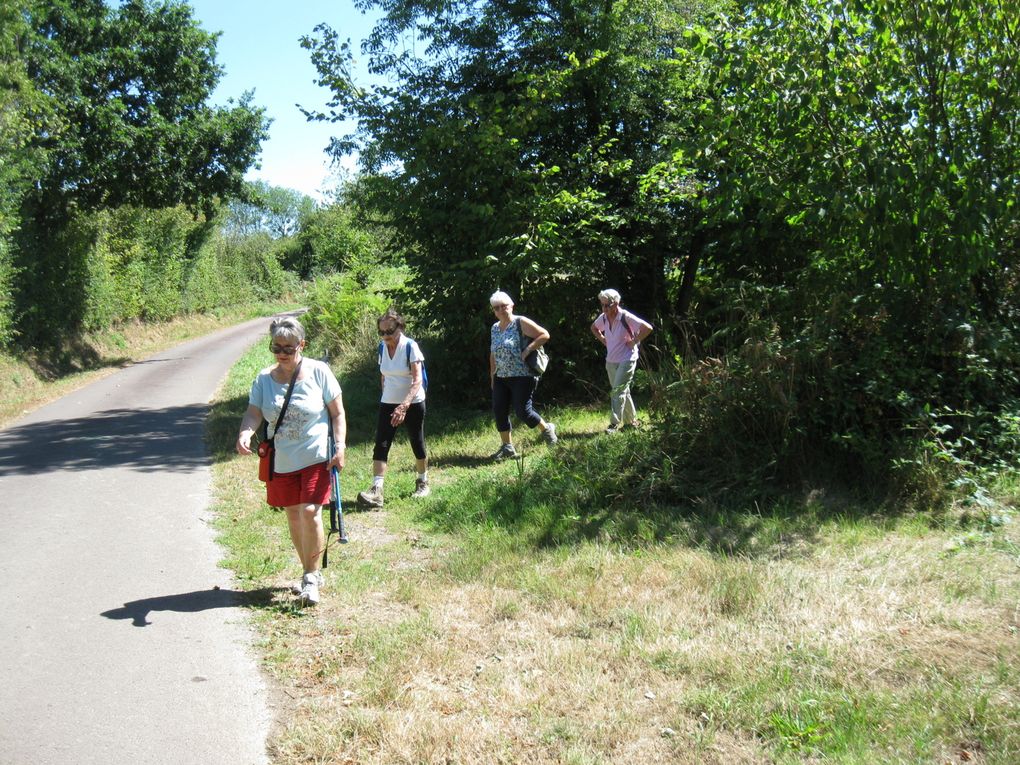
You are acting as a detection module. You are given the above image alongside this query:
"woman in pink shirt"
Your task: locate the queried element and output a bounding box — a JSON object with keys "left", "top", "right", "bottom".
{"left": 590, "top": 289, "right": 654, "bottom": 433}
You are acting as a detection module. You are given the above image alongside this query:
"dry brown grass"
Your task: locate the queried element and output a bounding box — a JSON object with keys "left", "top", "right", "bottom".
{"left": 244, "top": 505, "right": 1019, "bottom": 765}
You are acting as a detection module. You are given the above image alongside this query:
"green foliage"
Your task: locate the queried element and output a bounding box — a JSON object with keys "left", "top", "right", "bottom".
{"left": 280, "top": 197, "right": 388, "bottom": 279}
{"left": 637, "top": 0, "right": 1020, "bottom": 501}
{"left": 21, "top": 0, "right": 269, "bottom": 216}
{"left": 4, "top": 0, "right": 269, "bottom": 346}
{"left": 182, "top": 230, "right": 298, "bottom": 315}
{"left": 12, "top": 204, "right": 297, "bottom": 344}
{"left": 295, "top": 0, "right": 1019, "bottom": 500}
{"left": 303, "top": 0, "right": 728, "bottom": 392}
{"left": 0, "top": 0, "right": 54, "bottom": 344}
{"left": 688, "top": 0, "right": 1018, "bottom": 291}
{"left": 302, "top": 272, "right": 393, "bottom": 360}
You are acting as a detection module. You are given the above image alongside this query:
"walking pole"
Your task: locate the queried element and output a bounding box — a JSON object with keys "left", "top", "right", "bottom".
{"left": 322, "top": 426, "right": 349, "bottom": 568}
{"left": 321, "top": 349, "right": 348, "bottom": 567}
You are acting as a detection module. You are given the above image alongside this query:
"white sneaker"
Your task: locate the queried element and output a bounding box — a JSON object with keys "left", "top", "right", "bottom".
{"left": 292, "top": 570, "right": 323, "bottom": 596}
{"left": 298, "top": 572, "right": 320, "bottom": 606}
{"left": 541, "top": 422, "right": 558, "bottom": 444}
{"left": 411, "top": 478, "right": 431, "bottom": 498}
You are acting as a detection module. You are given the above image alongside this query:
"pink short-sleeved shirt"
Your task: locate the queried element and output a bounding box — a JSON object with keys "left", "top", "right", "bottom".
{"left": 593, "top": 308, "right": 647, "bottom": 364}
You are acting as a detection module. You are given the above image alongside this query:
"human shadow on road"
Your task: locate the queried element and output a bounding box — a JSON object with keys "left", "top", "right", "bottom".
{"left": 101, "top": 587, "right": 282, "bottom": 627}
{"left": 0, "top": 404, "right": 212, "bottom": 476}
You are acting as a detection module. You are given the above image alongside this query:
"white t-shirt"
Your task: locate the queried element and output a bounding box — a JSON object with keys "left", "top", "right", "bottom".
{"left": 379, "top": 336, "right": 426, "bottom": 405}
{"left": 248, "top": 358, "right": 342, "bottom": 474}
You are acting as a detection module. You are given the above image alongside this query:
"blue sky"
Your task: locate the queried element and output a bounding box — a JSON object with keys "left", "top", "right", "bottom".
{"left": 186, "top": 1, "right": 380, "bottom": 201}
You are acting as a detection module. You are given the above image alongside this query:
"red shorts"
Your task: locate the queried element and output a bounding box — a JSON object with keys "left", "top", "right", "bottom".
{"left": 266, "top": 461, "right": 331, "bottom": 507}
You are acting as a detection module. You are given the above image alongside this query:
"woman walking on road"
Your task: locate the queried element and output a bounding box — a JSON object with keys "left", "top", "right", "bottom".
{"left": 488, "top": 290, "right": 557, "bottom": 460}
{"left": 357, "top": 308, "right": 430, "bottom": 509}
{"left": 236, "top": 317, "right": 346, "bottom": 606}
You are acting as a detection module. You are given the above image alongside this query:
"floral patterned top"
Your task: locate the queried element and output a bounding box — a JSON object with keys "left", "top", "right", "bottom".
{"left": 248, "top": 358, "right": 342, "bottom": 474}
{"left": 491, "top": 318, "right": 534, "bottom": 378}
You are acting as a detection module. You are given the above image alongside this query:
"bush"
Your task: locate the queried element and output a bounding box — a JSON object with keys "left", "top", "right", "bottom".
{"left": 645, "top": 270, "right": 1020, "bottom": 509}
{"left": 182, "top": 230, "right": 297, "bottom": 313}
{"left": 302, "top": 272, "right": 392, "bottom": 360}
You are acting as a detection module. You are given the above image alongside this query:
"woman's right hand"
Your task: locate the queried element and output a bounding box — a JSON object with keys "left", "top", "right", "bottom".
{"left": 236, "top": 429, "right": 253, "bottom": 455}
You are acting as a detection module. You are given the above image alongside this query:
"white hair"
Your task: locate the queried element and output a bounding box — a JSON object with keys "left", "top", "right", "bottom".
{"left": 489, "top": 290, "right": 514, "bottom": 306}
{"left": 269, "top": 316, "right": 305, "bottom": 343}
{"left": 598, "top": 288, "right": 621, "bottom": 304}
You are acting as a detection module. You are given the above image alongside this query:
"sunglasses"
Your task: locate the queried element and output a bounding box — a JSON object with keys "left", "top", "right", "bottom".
{"left": 378, "top": 327, "right": 397, "bottom": 336}
{"left": 270, "top": 344, "right": 299, "bottom": 355}
{"left": 492, "top": 304, "right": 510, "bottom": 311}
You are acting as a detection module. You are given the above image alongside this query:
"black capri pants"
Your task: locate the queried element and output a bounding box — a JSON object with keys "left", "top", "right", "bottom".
{"left": 492, "top": 375, "right": 542, "bottom": 432}
{"left": 373, "top": 401, "right": 427, "bottom": 462}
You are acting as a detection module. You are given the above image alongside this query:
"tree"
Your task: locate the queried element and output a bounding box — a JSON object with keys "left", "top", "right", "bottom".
{"left": 22, "top": 0, "right": 268, "bottom": 218}
{"left": 688, "top": 0, "right": 1019, "bottom": 292}
{"left": 0, "top": 0, "right": 56, "bottom": 343}
{"left": 224, "top": 181, "right": 316, "bottom": 239}
{"left": 303, "top": 0, "right": 726, "bottom": 392}
{"left": 662, "top": 0, "right": 1020, "bottom": 489}
{"left": 10, "top": 0, "right": 270, "bottom": 343}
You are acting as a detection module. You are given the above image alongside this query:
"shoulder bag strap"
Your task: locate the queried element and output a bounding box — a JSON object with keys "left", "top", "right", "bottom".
{"left": 516, "top": 317, "right": 527, "bottom": 346}
{"left": 269, "top": 359, "right": 302, "bottom": 440}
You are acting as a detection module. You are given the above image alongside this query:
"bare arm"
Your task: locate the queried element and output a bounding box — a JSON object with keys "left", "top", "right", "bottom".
{"left": 390, "top": 362, "right": 422, "bottom": 426}
{"left": 591, "top": 315, "right": 607, "bottom": 346}
{"left": 327, "top": 396, "right": 346, "bottom": 471}
{"left": 627, "top": 314, "right": 654, "bottom": 349}
{"left": 489, "top": 351, "right": 496, "bottom": 388}
{"left": 236, "top": 404, "right": 265, "bottom": 455}
{"left": 517, "top": 316, "right": 550, "bottom": 361}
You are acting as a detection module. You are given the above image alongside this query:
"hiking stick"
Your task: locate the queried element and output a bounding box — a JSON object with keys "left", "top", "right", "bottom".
{"left": 322, "top": 426, "right": 348, "bottom": 568}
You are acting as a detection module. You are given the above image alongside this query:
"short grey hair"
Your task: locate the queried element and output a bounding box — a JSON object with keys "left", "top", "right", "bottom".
{"left": 598, "top": 288, "right": 621, "bottom": 304}
{"left": 269, "top": 316, "right": 305, "bottom": 343}
{"left": 489, "top": 290, "right": 514, "bottom": 307}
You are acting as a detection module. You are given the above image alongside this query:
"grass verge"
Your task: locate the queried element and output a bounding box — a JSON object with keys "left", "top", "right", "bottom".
{"left": 208, "top": 347, "right": 1020, "bottom": 764}
{"left": 0, "top": 301, "right": 299, "bottom": 428}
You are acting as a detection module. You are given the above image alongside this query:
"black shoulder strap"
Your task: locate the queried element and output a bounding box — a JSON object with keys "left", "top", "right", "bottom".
{"left": 516, "top": 317, "right": 527, "bottom": 344}
{"left": 620, "top": 313, "right": 633, "bottom": 338}
{"left": 269, "top": 360, "right": 302, "bottom": 440}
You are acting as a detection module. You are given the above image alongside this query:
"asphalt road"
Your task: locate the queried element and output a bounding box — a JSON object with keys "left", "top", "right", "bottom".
{"left": 0, "top": 317, "right": 277, "bottom": 765}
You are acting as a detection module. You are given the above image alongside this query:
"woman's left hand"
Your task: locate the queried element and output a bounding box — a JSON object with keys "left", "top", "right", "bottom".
{"left": 390, "top": 404, "right": 408, "bottom": 426}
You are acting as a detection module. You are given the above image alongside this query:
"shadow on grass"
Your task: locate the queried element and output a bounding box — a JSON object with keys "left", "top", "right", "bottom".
{"left": 416, "top": 427, "right": 905, "bottom": 559}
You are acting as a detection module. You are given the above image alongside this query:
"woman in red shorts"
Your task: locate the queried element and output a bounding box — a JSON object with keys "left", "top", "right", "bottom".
{"left": 235, "top": 317, "right": 346, "bottom": 606}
